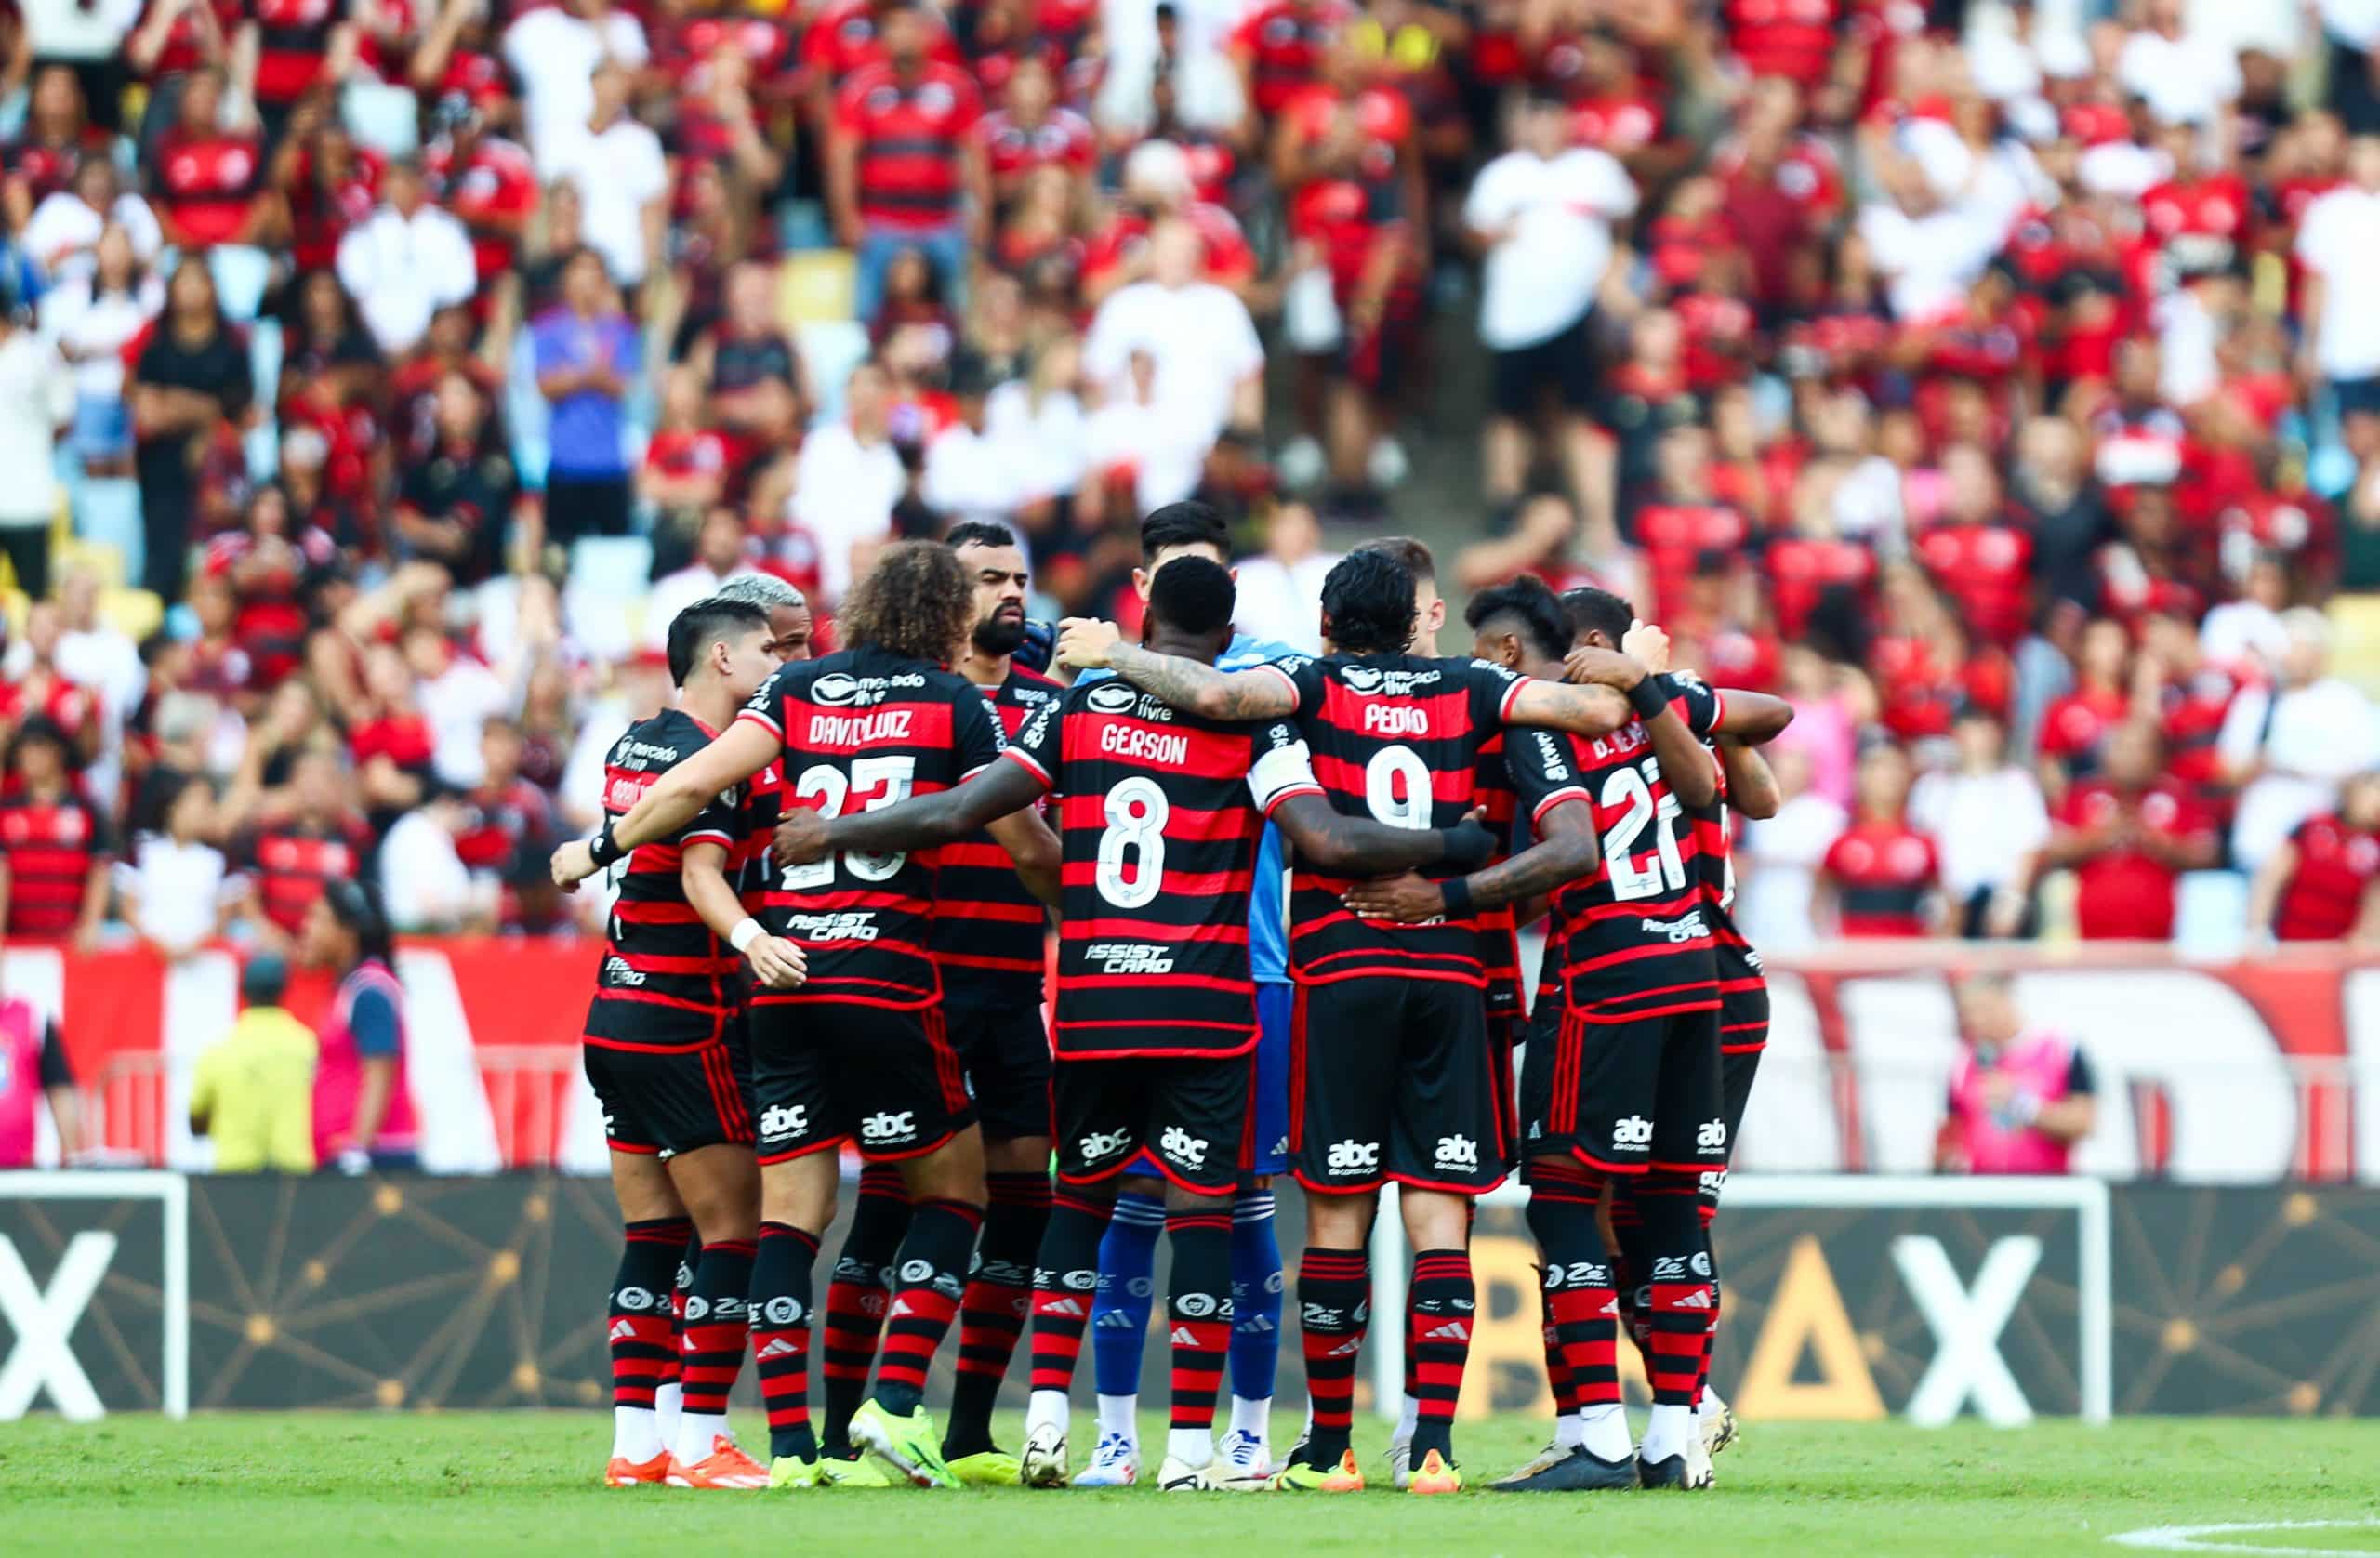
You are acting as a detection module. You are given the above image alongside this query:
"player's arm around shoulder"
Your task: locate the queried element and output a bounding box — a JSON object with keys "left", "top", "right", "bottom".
{"left": 1056, "top": 617, "right": 1300, "bottom": 721}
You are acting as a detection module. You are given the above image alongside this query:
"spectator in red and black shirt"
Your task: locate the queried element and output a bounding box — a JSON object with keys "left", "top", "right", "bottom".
{"left": 2, "top": 65, "right": 109, "bottom": 238}
{"left": 0, "top": 717, "right": 113, "bottom": 950}
{"left": 973, "top": 54, "right": 1094, "bottom": 207}
{"left": 394, "top": 371, "right": 515, "bottom": 586}
{"left": 422, "top": 99, "right": 538, "bottom": 293}
{"left": 275, "top": 110, "right": 382, "bottom": 275}
{"left": 151, "top": 67, "right": 284, "bottom": 253}
{"left": 2250, "top": 771, "right": 2380, "bottom": 942}
{"left": 237, "top": 746, "right": 374, "bottom": 947}
{"left": 1229, "top": 0, "right": 1352, "bottom": 125}
{"left": 1913, "top": 442, "right": 2035, "bottom": 650}
{"left": 2043, "top": 720, "right": 2221, "bottom": 942}
{"left": 686, "top": 260, "right": 805, "bottom": 450}
{"left": 829, "top": 0, "right": 990, "bottom": 323}
{"left": 2036, "top": 616, "right": 2138, "bottom": 800}
{"left": 1819, "top": 740, "right": 1939, "bottom": 937}
{"left": 237, "top": 0, "right": 359, "bottom": 140}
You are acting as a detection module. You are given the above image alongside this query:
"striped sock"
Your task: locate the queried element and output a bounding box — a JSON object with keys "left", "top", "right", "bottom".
{"left": 1025, "top": 1187, "right": 1111, "bottom": 1435}
{"left": 1294, "top": 1247, "right": 1368, "bottom": 1467}
{"left": 872, "top": 1197, "right": 983, "bottom": 1414}
{"left": 674, "top": 1237, "right": 756, "bottom": 1463}
{"left": 1407, "top": 1248, "right": 1473, "bottom": 1464}
{"left": 819, "top": 1164, "right": 910, "bottom": 1451}
{"left": 946, "top": 1171, "right": 1050, "bottom": 1457}
{"left": 750, "top": 1221, "right": 821, "bottom": 1462}
{"left": 1165, "top": 1207, "right": 1232, "bottom": 1439}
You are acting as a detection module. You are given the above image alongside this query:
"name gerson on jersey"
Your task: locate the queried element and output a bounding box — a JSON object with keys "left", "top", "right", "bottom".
{"left": 734, "top": 643, "right": 1007, "bottom": 1008}
{"left": 935, "top": 666, "right": 1064, "bottom": 1004}
{"left": 1248, "top": 653, "right": 1530, "bottom": 985}
{"left": 1515, "top": 673, "right": 1725, "bottom": 1022}
{"left": 586, "top": 708, "right": 744, "bottom": 1047}
{"left": 1004, "top": 680, "right": 1323, "bottom": 1056}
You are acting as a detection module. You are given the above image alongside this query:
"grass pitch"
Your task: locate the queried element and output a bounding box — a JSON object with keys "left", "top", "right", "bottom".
{"left": 4, "top": 1412, "right": 2377, "bottom": 1556}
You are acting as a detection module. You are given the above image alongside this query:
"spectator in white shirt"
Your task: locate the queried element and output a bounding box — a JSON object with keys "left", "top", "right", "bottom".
{"left": 536, "top": 61, "right": 668, "bottom": 288}
{"left": 1231, "top": 500, "right": 1338, "bottom": 654}
{"left": 1909, "top": 705, "right": 2051, "bottom": 938}
{"left": 788, "top": 361, "right": 905, "bottom": 602}
{"left": 984, "top": 334, "right": 1089, "bottom": 505}
{"left": 502, "top": 0, "right": 648, "bottom": 162}
{"left": 21, "top": 160, "right": 163, "bottom": 287}
{"left": 2115, "top": 0, "right": 2241, "bottom": 136}
{"left": 379, "top": 792, "right": 491, "bottom": 932}
{"left": 39, "top": 222, "right": 157, "bottom": 478}
{"left": 403, "top": 627, "right": 510, "bottom": 791}
{"left": 923, "top": 359, "right": 1025, "bottom": 529}
{"left": 1462, "top": 90, "right": 1635, "bottom": 509}
{"left": 0, "top": 301, "right": 76, "bottom": 599}
{"left": 1082, "top": 216, "right": 1263, "bottom": 452}
{"left": 641, "top": 508, "right": 760, "bottom": 653}
{"left": 1737, "top": 744, "right": 1847, "bottom": 956}
{"left": 1082, "top": 348, "right": 1210, "bottom": 517}
{"left": 2219, "top": 608, "right": 2380, "bottom": 869}
{"left": 2296, "top": 135, "right": 2380, "bottom": 447}
{"left": 117, "top": 775, "right": 244, "bottom": 960}
{"left": 335, "top": 158, "right": 479, "bottom": 355}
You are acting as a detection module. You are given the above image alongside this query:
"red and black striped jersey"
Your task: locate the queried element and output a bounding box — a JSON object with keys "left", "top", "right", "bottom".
{"left": 1006, "top": 680, "right": 1323, "bottom": 1058}
{"left": 1250, "top": 653, "right": 1530, "bottom": 987}
{"left": 735, "top": 757, "right": 786, "bottom": 917}
{"left": 735, "top": 645, "right": 1006, "bottom": 1009}
{"left": 1680, "top": 720, "right": 1765, "bottom": 1021}
{"left": 1471, "top": 727, "right": 1526, "bottom": 1020}
{"left": 0, "top": 791, "right": 112, "bottom": 938}
{"left": 588, "top": 709, "right": 744, "bottom": 1048}
{"left": 936, "top": 666, "right": 1063, "bottom": 1007}
{"left": 1518, "top": 675, "right": 1725, "bottom": 1021}
{"left": 240, "top": 815, "right": 372, "bottom": 936}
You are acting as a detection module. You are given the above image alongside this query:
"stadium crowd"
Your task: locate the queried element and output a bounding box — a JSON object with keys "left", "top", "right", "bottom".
{"left": 2, "top": 0, "right": 2380, "bottom": 963}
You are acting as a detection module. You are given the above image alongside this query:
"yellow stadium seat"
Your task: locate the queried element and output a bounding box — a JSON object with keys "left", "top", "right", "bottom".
{"left": 2326, "top": 594, "right": 2380, "bottom": 700}
{"left": 52, "top": 537, "right": 127, "bottom": 591}
{"left": 100, "top": 588, "right": 165, "bottom": 642}
{"left": 778, "top": 250, "right": 856, "bottom": 328}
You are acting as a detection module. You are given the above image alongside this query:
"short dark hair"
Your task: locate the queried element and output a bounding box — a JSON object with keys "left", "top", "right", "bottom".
{"left": 1319, "top": 549, "right": 1417, "bottom": 656}
{"left": 1354, "top": 535, "right": 1435, "bottom": 586}
{"left": 1147, "top": 555, "right": 1236, "bottom": 638}
{"left": 945, "top": 520, "right": 1020, "bottom": 552}
{"left": 1140, "top": 500, "right": 1231, "bottom": 563}
{"left": 666, "top": 597, "right": 769, "bottom": 687}
{"left": 1465, "top": 575, "right": 1569, "bottom": 664}
{"left": 1560, "top": 585, "right": 1633, "bottom": 647}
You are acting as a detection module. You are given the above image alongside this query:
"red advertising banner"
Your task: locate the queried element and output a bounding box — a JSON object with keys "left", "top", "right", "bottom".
{"left": 8, "top": 940, "right": 2378, "bottom": 1180}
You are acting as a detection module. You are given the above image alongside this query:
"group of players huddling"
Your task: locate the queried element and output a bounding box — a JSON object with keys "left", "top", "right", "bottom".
{"left": 550, "top": 499, "right": 1791, "bottom": 1497}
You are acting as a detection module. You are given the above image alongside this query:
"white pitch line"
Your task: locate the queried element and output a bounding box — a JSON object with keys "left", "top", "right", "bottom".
{"left": 2112, "top": 1521, "right": 2380, "bottom": 1554}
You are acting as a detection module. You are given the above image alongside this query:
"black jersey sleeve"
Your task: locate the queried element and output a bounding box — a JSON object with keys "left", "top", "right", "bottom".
{"left": 1463, "top": 656, "right": 1531, "bottom": 733}
{"left": 735, "top": 660, "right": 797, "bottom": 741}
{"left": 1502, "top": 725, "right": 1593, "bottom": 828}
{"left": 1254, "top": 654, "right": 1326, "bottom": 716}
{"left": 952, "top": 675, "right": 1009, "bottom": 778}
{"left": 1661, "top": 670, "right": 1725, "bottom": 740}
{"left": 1007, "top": 692, "right": 1063, "bottom": 791}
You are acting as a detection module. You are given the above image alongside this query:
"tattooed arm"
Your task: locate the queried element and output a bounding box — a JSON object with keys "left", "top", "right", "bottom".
{"left": 1055, "top": 618, "right": 1301, "bottom": 720}
{"left": 1270, "top": 793, "right": 1499, "bottom": 878}
{"left": 1342, "top": 799, "right": 1600, "bottom": 922}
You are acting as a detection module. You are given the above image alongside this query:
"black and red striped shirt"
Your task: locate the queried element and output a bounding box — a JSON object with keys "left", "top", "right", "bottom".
{"left": 587, "top": 709, "right": 745, "bottom": 1048}
{"left": 253, "top": 0, "right": 349, "bottom": 105}
{"left": 1006, "top": 679, "right": 1321, "bottom": 1057}
{"left": 1522, "top": 676, "right": 1724, "bottom": 1021}
{"left": 1681, "top": 724, "right": 1765, "bottom": 1050}
{"left": 241, "top": 815, "right": 372, "bottom": 936}
{"left": 2275, "top": 813, "right": 2380, "bottom": 942}
{"left": 0, "top": 791, "right": 112, "bottom": 939}
{"left": 1253, "top": 653, "right": 1529, "bottom": 987}
{"left": 1230, "top": 0, "right": 1354, "bottom": 115}
{"left": 936, "top": 666, "right": 1062, "bottom": 1008}
{"left": 835, "top": 62, "right": 983, "bottom": 231}
{"left": 735, "top": 645, "right": 1006, "bottom": 1008}
{"left": 1471, "top": 727, "right": 1526, "bottom": 1023}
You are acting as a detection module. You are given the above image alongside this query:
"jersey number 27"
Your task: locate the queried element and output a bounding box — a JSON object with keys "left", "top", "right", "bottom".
{"left": 782, "top": 756, "right": 915, "bottom": 889}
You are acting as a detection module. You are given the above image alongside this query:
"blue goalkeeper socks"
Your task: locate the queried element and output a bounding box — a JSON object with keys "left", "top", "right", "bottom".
{"left": 1229, "top": 1188, "right": 1283, "bottom": 1409}
{"left": 1091, "top": 1191, "right": 1165, "bottom": 1397}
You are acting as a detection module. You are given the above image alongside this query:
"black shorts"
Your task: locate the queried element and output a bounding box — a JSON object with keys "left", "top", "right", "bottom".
{"left": 1520, "top": 987, "right": 1726, "bottom": 1177}
{"left": 1290, "top": 976, "right": 1507, "bottom": 1195}
{"left": 747, "top": 998, "right": 975, "bottom": 1164}
{"left": 1054, "top": 1049, "right": 1254, "bottom": 1195}
{"left": 945, "top": 992, "right": 1052, "bottom": 1142}
{"left": 1489, "top": 310, "right": 1598, "bottom": 418}
{"left": 583, "top": 1033, "right": 754, "bottom": 1158}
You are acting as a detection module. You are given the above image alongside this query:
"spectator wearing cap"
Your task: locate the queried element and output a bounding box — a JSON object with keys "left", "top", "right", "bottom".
{"left": 2043, "top": 720, "right": 2220, "bottom": 941}
{"left": 0, "top": 958, "right": 81, "bottom": 1168}
{"left": 1910, "top": 704, "right": 2051, "bottom": 940}
{"left": 335, "top": 156, "right": 479, "bottom": 357}
{"left": 1463, "top": 88, "right": 1635, "bottom": 516}
{"left": 830, "top": 0, "right": 990, "bottom": 322}
{"left": 190, "top": 951, "right": 318, "bottom": 1173}
{"left": 0, "top": 288, "right": 75, "bottom": 601}
{"left": 2219, "top": 607, "right": 2380, "bottom": 869}
{"left": 0, "top": 716, "right": 113, "bottom": 952}
{"left": 302, "top": 881, "right": 419, "bottom": 1171}
{"left": 532, "top": 247, "right": 640, "bottom": 544}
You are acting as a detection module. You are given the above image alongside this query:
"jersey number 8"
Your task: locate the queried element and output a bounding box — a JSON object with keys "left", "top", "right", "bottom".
{"left": 1093, "top": 775, "right": 1168, "bottom": 908}
{"left": 1602, "top": 757, "right": 1686, "bottom": 902}
{"left": 782, "top": 755, "right": 916, "bottom": 889}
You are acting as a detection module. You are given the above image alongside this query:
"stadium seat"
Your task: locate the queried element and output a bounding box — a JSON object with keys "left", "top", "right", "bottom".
{"left": 342, "top": 80, "right": 420, "bottom": 156}
{"left": 71, "top": 478, "right": 144, "bottom": 588}
{"left": 207, "top": 246, "right": 272, "bottom": 324}
{"left": 778, "top": 249, "right": 856, "bottom": 326}
{"left": 99, "top": 587, "right": 165, "bottom": 641}
{"left": 2327, "top": 594, "right": 2380, "bottom": 700}
{"left": 798, "top": 321, "right": 871, "bottom": 424}
{"left": 2174, "top": 870, "right": 2252, "bottom": 958}
{"left": 52, "top": 535, "right": 126, "bottom": 590}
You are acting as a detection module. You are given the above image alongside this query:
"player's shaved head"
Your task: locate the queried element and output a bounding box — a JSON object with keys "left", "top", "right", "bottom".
{"left": 1560, "top": 585, "right": 1634, "bottom": 649}
{"left": 667, "top": 597, "right": 770, "bottom": 687}
{"left": 1319, "top": 548, "right": 1418, "bottom": 656}
{"left": 1465, "top": 575, "right": 1568, "bottom": 666}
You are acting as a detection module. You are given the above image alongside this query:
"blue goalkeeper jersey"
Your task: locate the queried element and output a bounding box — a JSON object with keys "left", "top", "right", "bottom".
{"left": 1078, "top": 629, "right": 1294, "bottom": 984}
